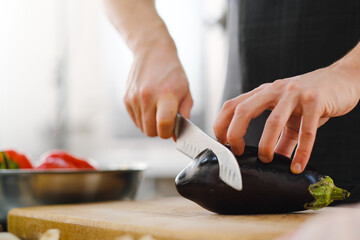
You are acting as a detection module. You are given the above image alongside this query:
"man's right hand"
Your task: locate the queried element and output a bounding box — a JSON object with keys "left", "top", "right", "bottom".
{"left": 104, "top": 0, "right": 193, "bottom": 138}
{"left": 124, "top": 38, "right": 193, "bottom": 138}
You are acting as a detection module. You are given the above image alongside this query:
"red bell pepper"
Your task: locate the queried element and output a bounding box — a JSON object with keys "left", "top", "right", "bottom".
{"left": 36, "top": 150, "right": 97, "bottom": 170}
{"left": 0, "top": 150, "right": 33, "bottom": 169}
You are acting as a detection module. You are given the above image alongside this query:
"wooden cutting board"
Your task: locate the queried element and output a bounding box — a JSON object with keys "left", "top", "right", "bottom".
{"left": 8, "top": 197, "right": 325, "bottom": 240}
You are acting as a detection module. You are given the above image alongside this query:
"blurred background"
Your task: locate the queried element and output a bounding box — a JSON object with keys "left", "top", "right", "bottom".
{"left": 0, "top": 0, "right": 228, "bottom": 199}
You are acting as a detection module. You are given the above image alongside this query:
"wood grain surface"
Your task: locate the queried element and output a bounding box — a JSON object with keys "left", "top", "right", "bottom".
{"left": 8, "top": 197, "right": 326, "bottom": 240}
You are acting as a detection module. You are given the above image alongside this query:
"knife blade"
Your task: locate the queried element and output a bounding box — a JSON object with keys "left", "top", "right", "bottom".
{"left": 174, "top": 114, "right": 243, "bottom": 191}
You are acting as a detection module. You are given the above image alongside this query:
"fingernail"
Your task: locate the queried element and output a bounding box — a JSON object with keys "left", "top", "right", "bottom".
{"left": 259, "top": 154, "right": 269, "bottom": 163}
{"left": 292, "top": 163, "right": 302, "bottom": 174}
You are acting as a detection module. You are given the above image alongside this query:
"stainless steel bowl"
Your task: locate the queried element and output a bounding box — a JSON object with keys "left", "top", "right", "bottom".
{"left": 0, "top": 165, "right": 145, "bottom": 227}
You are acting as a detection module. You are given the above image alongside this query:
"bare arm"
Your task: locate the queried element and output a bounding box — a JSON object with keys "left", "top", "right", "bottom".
{"left": 104, "top": 0, "right": 193, "bottom": 138}
{"left": 105, "top": 0, "right": 170, "bottom": 54}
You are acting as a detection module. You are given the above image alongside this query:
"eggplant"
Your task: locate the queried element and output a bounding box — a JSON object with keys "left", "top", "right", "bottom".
{"left": 175, "top": 146, "right": 350, "bottom": 214}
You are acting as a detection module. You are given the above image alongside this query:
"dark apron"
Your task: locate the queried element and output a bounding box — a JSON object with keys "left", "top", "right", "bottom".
{"left": 224, "top": 0, "right": 360, "bottom": 203}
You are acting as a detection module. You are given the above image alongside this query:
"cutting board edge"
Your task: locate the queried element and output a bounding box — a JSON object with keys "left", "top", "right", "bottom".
{"left": 8, "top": 210, "right": 287, "bottom": 240}
{"left": 8, "top": 214, "right": 186, "bottom": 240}
{"left": 6, "top": 198, "right": 320, "bottom": 240}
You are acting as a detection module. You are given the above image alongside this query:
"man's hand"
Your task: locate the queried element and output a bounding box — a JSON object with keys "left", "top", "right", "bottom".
{"left": 124, "top": 39, "right": 192, "bottom": 138}
{"left": 214, "top": 43, "right": 360, "bottom": 174}
{"left": 104, "top": 0, "right": 193, "bottom": 138}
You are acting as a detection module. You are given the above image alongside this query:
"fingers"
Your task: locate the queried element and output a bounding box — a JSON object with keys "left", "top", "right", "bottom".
{"left": 274, "top": 124, "right": 299, "bottom": 158}
{"left": 291, "top": 101, "right": 320, "bottom": 174}
{"left": 213, "top": 99, "right": 237, "bottom": 145}
{"left": 214, "top": 83, "right": 270, "bottom": 145}
{"left": 156, "top": 94, "right": 179, "bottom": 139}
{"left": 141, "top": 105, "right": 157, "bottom": 137}
{"left": 126, "top": 89, "right": 192, "bottom": 139}
{"left": 123, "top": 45, "right": 193, "bottom": 138}
{"left": 258, "top": 96, "right": 297, "bottom": 162}
{"left": 213, "top": 76, "right": 325, "bottom": 174}
{"left": 124, "top": 94, "right": 143, "bottom": 131}
{"left": 226, "top": 90, "right": 280, "bottom": 156}
{"left": 138, "top": 87, "right": 157, "bottom": 137}
{"left": 124, "top": 97, "right": 137, "bottom": 127}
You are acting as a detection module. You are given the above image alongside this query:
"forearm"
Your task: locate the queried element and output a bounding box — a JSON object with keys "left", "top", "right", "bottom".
{"left": 104, "top": 0, "right": 175, "bottom": 54}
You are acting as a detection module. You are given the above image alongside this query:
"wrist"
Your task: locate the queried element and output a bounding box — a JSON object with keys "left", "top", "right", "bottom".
{"left": 128, "top": 22, "right": 177, "bottom": 56}
{"left": 105, "top": 0, "right": 176, "bottom": 56}
{"left": 332, "top": 45, "right": 360, "bottom": 99}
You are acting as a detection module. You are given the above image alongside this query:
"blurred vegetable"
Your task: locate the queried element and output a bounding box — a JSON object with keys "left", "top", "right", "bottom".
{"left": 0, "top": 150, "right": 33, "bottom": 169}
{"left": 36, "top": 150, "right": 97, "bottom": 170}
{"left": 39, "top": 229, "right": 60, "bottom": 240}
{"left": 0, "top": 232, "right": 20, "bottom": 240}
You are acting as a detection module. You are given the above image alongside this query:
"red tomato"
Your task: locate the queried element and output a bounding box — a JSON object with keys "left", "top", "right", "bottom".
{"left": 0, "top": 150, "right": 33, "bottom": 169}
{"left": 36, "top": 150, "right": 96, "bottom": 170}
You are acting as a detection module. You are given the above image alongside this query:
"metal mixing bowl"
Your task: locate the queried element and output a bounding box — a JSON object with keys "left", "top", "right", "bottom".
{"left": 0, "top": 165, "right": 145, "bottom": 228}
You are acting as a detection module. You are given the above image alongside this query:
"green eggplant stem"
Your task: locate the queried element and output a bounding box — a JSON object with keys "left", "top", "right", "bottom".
{"left": 305, "top": 176, "right": 350, "bottom": 210}
{"left": 1, "top": 152, "right": 9, "bottom": 169}
{"left": 0, "top": 151, "right": 19, "bottom": 169}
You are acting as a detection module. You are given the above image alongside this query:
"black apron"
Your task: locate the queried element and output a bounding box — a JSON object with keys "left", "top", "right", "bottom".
{"left": 224, "top": 0, "right": 360, "bottom": 203}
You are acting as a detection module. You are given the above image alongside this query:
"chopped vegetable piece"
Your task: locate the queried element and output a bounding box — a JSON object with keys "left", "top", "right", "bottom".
{"left": 36, "top": 150, "right": 97, "bottom": 170}
{"left": 0, "top": 150, "right": 33, "bottom": 169}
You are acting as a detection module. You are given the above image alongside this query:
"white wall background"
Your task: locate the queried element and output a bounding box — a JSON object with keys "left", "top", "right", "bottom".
{"left": 0, "top": 0, "right": 228, "bottom": 178}
{"left": 0, "top": 0, "right": 59, "bottom": 159}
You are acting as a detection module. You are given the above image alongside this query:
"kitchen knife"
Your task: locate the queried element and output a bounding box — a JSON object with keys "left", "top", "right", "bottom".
{"left": 174, "top": 114, "right": 242, "bottom": 191}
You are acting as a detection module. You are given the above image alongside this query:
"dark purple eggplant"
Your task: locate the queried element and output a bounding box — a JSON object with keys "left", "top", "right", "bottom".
{"left": 175, "top": 146, "right": 350, "bottom": 214}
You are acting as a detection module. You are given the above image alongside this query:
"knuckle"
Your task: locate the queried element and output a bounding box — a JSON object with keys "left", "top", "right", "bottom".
{"left": 300, "top": 90, "right": 319, "bottom": 104}
{"left": 157, "top": 109, "right": 176, "bottom": 124}
{"left": 124, "top": 93, "right": 138, "bottom": 105}
{"left": 271, "top": 79, "right": 286, "bottom": 89}
{"left": 258, "top": 83, "right": 271, "bottom": 90}
{"left": 222, "top": 100, "right": 235, "bottom": 112}
{"left": 130, "top": 94, "right": 138, "bottom": 105}
{"left": 139, "top": 86, "right": 152, "bottom": 102}
{"left": 296, "top": 148, "right": 311, "bottom": 159}
{"left": 301, "top": 131, "right": 315, "bottom": 141}
{"left": 285, "top": 81, "right": 300, "bottom": 92}
{"left": 123, "top": 95, "right": 131, "bottom": 106}
{"left": 234, "top": 103, "right": 249, "bottom": 116}
{"left": 267, "top": 114, "right": 282, "bottom": 128}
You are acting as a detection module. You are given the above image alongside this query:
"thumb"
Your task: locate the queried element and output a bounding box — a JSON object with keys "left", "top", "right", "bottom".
{"left": 156, "top": 94, "right": 179, "bottom": 139}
